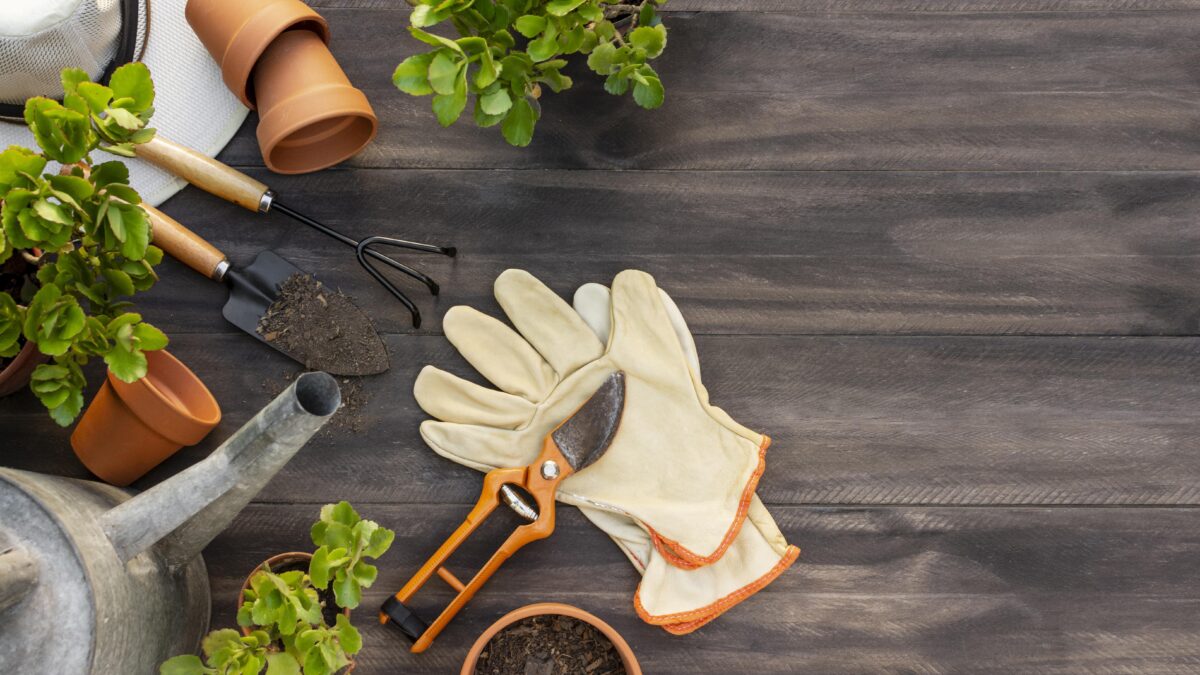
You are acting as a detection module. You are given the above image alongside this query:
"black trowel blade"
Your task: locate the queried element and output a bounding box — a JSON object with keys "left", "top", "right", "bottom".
{"left": 221, "top": 250, "right": 300, "bottom": 342}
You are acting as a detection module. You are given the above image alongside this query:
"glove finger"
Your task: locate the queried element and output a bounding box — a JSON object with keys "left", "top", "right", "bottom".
{"left": 574, "top": 282, "right": 701, "bottom": 376}
{"left": 420, "top": 420, "right": 538, "bottom": 472}
{"left": 414, "top": 366, "right": 535, "bottom": 430}
{"left": 608, "top": 270, "right": 689, "bottom": 365}
{"left": 444, "top": 305, "right": 555, "bottom": 402}
{"left": 495, "top": 269, "right": 604, "bottom": 377}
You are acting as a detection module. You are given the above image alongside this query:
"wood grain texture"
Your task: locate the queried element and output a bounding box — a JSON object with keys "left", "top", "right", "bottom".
{"left": 141, "top": 168, "right": 1200, "bottom": 336}
{"left": 309, "top": 0, "right": 1200, "bottom": 12}
{"left": 197, "top": 503, "right": 1200, "bottom": 674}
{"left": 6, "top": 333, "right": 1200, "bottom": 506}
{"left": 207, "top": 9, "right": 1200, "bottom": 170}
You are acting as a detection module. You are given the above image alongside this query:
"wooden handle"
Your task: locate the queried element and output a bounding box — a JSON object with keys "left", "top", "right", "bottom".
{"left": 138, "top": 135, "right": 270, "bottom": 212}
{"left": 143, "top": 204, "right": 228, "bottom": 281}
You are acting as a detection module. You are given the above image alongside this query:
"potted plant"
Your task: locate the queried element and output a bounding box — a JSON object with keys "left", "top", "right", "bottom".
{"left": 0, "top": 62, "right": 166, "bottom": 425}
{"left": 392, "top": 0, "right": 668, "bottom": 146}
{"left": 462, "top": 603, "right": 641, "bottom": 674}
{"left": 161, "top": 502, "right": 396, "bottom": 675}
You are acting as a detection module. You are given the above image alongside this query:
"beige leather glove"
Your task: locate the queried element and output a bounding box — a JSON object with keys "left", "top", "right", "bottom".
{"left": 415, "top": 270, "right": 798, "bottom": 632}
{"left": 572, "top": 282, "right": 799, "bottom": 633}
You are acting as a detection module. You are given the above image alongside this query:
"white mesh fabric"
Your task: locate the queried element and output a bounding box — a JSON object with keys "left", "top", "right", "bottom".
{"left": 0, "top": 0, "right": 148, "bottom": 105}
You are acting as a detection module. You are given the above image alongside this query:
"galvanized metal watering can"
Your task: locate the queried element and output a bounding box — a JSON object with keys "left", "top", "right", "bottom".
{"left": 0, "top": 371, "right": 340, "bottom": 674}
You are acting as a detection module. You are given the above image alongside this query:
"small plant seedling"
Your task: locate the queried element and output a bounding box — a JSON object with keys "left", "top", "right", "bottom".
{"left": 393, "top": 0, "right": 668, "bottom": 146}
{"left": 0, "top": 63, "right": 165, "bottom": 424}
{"left": 160, "top": 502, "right": 393, "bottom": 675}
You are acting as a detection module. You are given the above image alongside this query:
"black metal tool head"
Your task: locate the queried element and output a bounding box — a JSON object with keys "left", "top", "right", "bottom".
{"left": 552, "top": 371, "right": 626, "bottom": 472}
{"left": 221, "top": 250, "right": 299, "bottom": 340}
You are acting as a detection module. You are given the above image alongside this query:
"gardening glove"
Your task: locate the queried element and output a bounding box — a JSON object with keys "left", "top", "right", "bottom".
{"left": 571, "top": 282, "right": 800, "bottom": 633}
{"left": 415, "top": 270, "right": 798, "bottom": 632}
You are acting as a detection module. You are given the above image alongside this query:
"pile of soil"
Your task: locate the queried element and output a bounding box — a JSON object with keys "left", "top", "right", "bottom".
{"left": 256, "top": 273, "right": 389, "bottom": 377}
{"left": 475, "top": 615, "right": 626, "bottom": 675}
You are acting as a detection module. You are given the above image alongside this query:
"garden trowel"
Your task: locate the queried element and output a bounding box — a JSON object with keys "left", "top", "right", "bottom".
{"left": 381, "top": 371, "right": 627, "bottom": 653}
{"left": 144, "top": 204, "right": 388, "bottom": 376}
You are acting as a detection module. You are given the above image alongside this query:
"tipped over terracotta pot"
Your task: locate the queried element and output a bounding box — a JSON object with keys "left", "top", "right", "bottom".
{"left": 186, "top": 0, "right": 376, "bottom": 174}
{"left": 70, "top": 349, "right": 221, "bottom": 486}
{"left": 461, "top": 603, "right": 642, "bottom": 675}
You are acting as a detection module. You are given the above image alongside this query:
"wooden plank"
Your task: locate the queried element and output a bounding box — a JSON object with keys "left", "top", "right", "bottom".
{"left": 209, "top": 10, "right": 1200, "bottom": 170}
{"left": 141, "top": 169, "right": 1200, "bottom": 336}
{"left": 6, "top": 333, "right": 1200, "bottom": 506}
{"left": 197, "top": 504, "right": 1200, "bottom": 674}
{"left": 309, "top": 1, "right": 1200, "bottom": 12}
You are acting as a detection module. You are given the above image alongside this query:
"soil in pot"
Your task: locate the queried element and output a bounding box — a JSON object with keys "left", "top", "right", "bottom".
{"left": 474, "top": 615, "right": 627, "bottom": 675}
{"left": 256, "top": 273, "right": 387, "bottom": 376}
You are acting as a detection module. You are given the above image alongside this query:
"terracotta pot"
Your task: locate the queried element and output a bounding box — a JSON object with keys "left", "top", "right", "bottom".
{"left": 70, "top": 349, "right": 221, "bottom": 486}
{"left": 186, "top": 0, "right": 330, "bottom": 108}
{"left": 240, "top": 552, "right": 356, "bottom": 674}
{"left": 461, "top": 603, "right": 642, "bottom": 675}
{"left": 186, "top": 0, "right": 377, "bottom": 174}
{"left": 252, "top": 29, "right": 377, "bottom": 174}
{"left": 0, "top": 340, "right": 47, "bottom": 397}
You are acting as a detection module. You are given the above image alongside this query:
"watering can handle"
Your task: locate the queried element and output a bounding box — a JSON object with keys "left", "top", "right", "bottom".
{"left": 142, "top": 204, "right": 229, "bottom": 281}
{"left": 137, "top": 135, "right": 272, "bottom": 213}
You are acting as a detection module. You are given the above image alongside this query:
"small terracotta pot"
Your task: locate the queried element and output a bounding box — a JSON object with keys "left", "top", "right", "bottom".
{"left": 70, "top": 349, "right": 220, "bottom": 486}
{"left": 461, "top": 603, "right": 642, "bottom": 675}
{"left": 252, "top": 29, "right": 377, "bottom": 174}
{"left": 186, "top": 0, "right": 377, "bottom": 174}
{"left": 0, "top": 341, "right": 47, "bottom": 398}
{"left": 240, "top": 552, "right": 356, "bottom": 674}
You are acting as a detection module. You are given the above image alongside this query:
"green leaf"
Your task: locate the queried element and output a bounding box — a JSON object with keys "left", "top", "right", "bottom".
{"left": 392, "top": 53, "right": 436, "bottom": 95}
{"left": 330, "top": 501, "right": 360, "bottom": 525}
{"left": 409, "top": 27, "right": 464, "bottom": 53}
{"left": 332, "top": 571, "right": 362, "bottom": 610}
{"left": 351, "top": 560, "right": 378, "bottom": 587}
{"left": 335, "top": 614, "right": 362, "bottom": 655}
{"left": 265, "top": 653, "right": 301, "bottom": 675}
{"left": 410, "top": 4, "right": 438, "bottom": 27}
{"left": 587, "top": 42, "right": 617, "bottom": 74}
{"left": 432, "top": 70, "right": 468, "bottom": 127}
{"left": 105, "top": 339, "right": 149, "bottom": 382}
{"left": 545, "top": 0, "right": 586, "bottom": 16}
{"left": 61, "top": 68, "right": 89, "bottom": 96}
{"left": 514, "top": 15, "right": 546, "bottom": 38}
{"left": 475, "top": 47, "right": 499, "bottom": 88}
{"left": 629, "top": 25, "right": 667, "bottom": 58}
{"left": 479, "top": 87, "right": 513, "bottom": 115}
{"left": 76, "top": 82, "right": 114, "bottom": 114}
{"left": 159, "top": 654, "right": 208, "bottom": 675}
{"left": 102, "top": 268, "right": 135, "bottom": 296}
{"left": 309, "top": 547, "right": 333, "bottom": 589}
{"left": 202, "top": 629, "right": 243, "bottom": 658}
{"left": 133, "top": 322, "right": 168, "bottom": 350}
{"left": 428, "top": 51, "right": 462, "bottom": 96}
{"left": 106, "top": 106, "right": 144, "bottom": 131}
{"left": 604, "top": 72, "right": 629, "bottom": 95}
{"left": 501, "top": 98, "right": 536, "bottom": 147}
{"left": 109, "top": 62, "right": 155, "bottom": 111}
{"left": 527, "top": 34, "right": 559, "bottom": 62}
{"left": 632, "top": 75, "right": 664, "bottom": 108}
{"left": 473, "top": 98, "right": 507, "bottom": 127}
{"left": 90, "top": 161, "right": 130, "bottom": 188}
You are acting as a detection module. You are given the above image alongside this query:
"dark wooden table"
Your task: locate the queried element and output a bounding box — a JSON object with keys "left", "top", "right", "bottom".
{"left": 7, "top": 1, "right": 1200, "bottom": 672}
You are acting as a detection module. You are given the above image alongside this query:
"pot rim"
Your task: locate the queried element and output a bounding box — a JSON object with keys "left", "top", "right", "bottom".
{"left": 106, "top": 349, "right": 220, "bottom": 445}
{"left": 0, "top": 340, "right": 46, "bottom": 396}
{"left": 460, "top": 602, "right": 642, "bottom": 675}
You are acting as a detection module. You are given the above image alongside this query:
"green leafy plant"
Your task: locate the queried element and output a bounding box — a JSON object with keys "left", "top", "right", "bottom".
{"left": 393, "top": 0, "right": 668, "bottom": 146}
{"left": 161, "top": 503, "right": 394, "bottom": 675}
{"left": 0, "top": 62, "right": 164, "bottom": 424}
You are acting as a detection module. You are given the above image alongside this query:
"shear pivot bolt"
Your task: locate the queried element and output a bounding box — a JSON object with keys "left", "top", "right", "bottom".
{"left": 540, "top": 460, "right": 560, "bottom": 480}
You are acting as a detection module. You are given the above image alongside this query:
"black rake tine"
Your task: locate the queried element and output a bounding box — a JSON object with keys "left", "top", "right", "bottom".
{"left": 357, "top": 237, "right": 422, "bottom": 328}
{"left": 359, "top": 236, "right": 446, "bottom": 296}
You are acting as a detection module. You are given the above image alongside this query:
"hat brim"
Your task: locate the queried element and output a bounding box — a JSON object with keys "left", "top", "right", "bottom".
{"left": 0, "top": 0, "right": 249, "bottom": 206}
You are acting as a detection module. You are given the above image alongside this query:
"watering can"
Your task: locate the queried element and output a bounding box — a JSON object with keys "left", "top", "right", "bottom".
{"left": 0, "top": 371, "right": 341, "bottom": 674}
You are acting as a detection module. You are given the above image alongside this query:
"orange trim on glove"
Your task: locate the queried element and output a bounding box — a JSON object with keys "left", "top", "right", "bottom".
{"left": 634, "top": 543, "right": 800, "bottom": 634}
{"left": 647, "top": 436, "right": 771, "bottom": 570}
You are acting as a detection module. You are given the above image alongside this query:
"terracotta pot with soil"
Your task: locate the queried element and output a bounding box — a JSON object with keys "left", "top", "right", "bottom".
{"left": 0, "top": 253, "right": 46, "bottom": 397}
{"left": 463, "top": 603, "right": 641, "bottom": 675}
{"left": 70, "top": 349, "right": 221, "bottom": 486}
{"left": 185, "top": 0, "right": 376, "bottom": 174}
{"left": 240, "top": 552, "right": 356, "bottom": 674}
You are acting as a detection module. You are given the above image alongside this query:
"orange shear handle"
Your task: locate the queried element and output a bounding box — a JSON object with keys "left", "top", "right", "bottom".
{"left": 380, "top": 436, "right": 572, "bottom": 653}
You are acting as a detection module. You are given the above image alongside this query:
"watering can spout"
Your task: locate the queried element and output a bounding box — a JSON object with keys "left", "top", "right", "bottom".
{"left": 99, "top": 372, "right": 341, "bottom": 567}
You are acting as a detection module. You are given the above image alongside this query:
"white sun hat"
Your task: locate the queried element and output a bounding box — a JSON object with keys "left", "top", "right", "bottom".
{"left": 0, "top": 0, "right": 248, "bottom": 206}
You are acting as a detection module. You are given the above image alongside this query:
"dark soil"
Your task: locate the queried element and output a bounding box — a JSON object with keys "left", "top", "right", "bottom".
{"left": 256, "top": 273, "right": 389, "bottom": 377}
{"left": 475, "top": 615, "right": 627, "bottom": 675}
